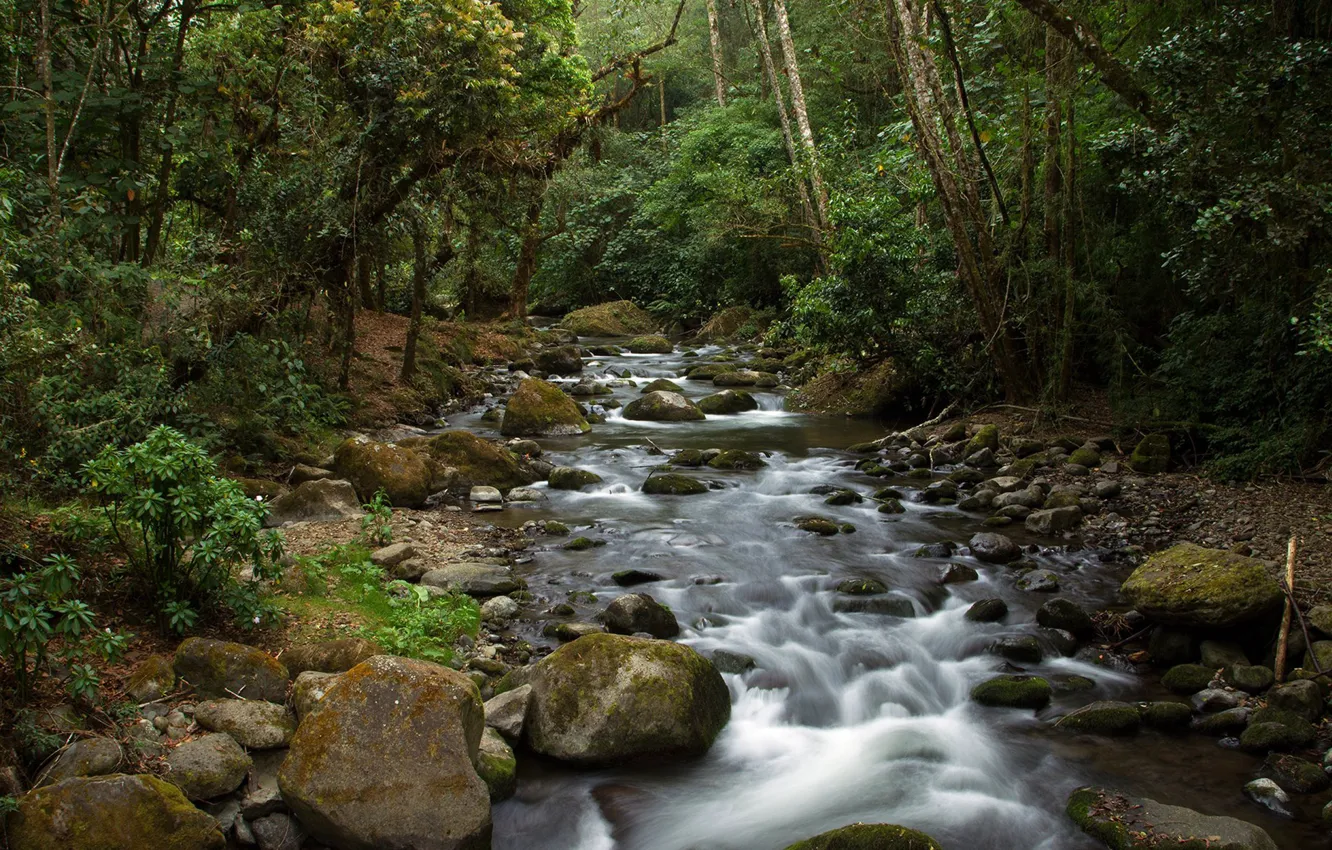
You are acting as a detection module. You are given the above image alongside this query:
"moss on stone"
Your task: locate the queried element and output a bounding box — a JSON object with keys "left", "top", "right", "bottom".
{"left": 548, "top": 466, "right": 603, "bottom": 490}
{"left": 404, "top": 430, "right": 537, "bottom": 493}
{"left": 333, "top": 438, "right": 433, "bottom": 507}
{"left": 796, "top": 517, "right": 840, "bottom": 536}
{"left": 641, "top": 378, "right": 684, "bottom": 394}
{"left": 1068, "top": 447, "right": 1101, "bottom": 467}
{"left": 1161, "top": 664, "right": 1213, "bottom": 694}
{"left": 622, "top": 391, "right": 705, "bottom": 422}
{"left": 559, "top": 301, "right": 657, "bottom": 336}
{"left": 1140, "top": 702, "right": 1193, "bottom": 730}
{"left": 1130, "top": 434, "right": 1171, "bottom": 474}
{"left": 697, "top": 390, "right": 759, "bottom": 414}
{"left": 1121, "top": 543, "right": 1284, "bottom": 628}
{"left": 686, "top": 363, "right": 739, "bottom": 381}
{"left": 626, "top": 335, "right": 673, "bottom": 354}
{"left": 970, "top": 675, "right": 1052, "bottom": 709}
{"left": 783, "top": 823, "right": 943, "bottom": 850}
{"left": 707, "top": 450, "right": 766, "bottom": 470}
{"left": 965, "top": 424, "right": 1000, "bottom": 456}
{"left": 1054, "top": 701, "right": 1141, "bottom": 735}
{"left": 501, "top": 378, "right": 590, "bottom": 437}
{"left": 642, "top": 474, "right": 708, "bottom": 496}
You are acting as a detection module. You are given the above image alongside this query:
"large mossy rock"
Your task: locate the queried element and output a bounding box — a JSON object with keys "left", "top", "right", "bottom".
{"left": 403, "top": 430, "right": 538, "bottom": 493}
{"left": 1067, "top": 786, "right": 1276, "bottom": 850}
{"left": 6, "top": 774, "right": 226, "bottom": 850}
{"left": 642, "top": 473, "right": 709, "bottom": 496}
{"left": 165, "top": 734, "right": 251, "bottom": 800}
{"left": 1121, "top": 543, "right": 1284, "bottom": 628}
{"left": 263, "top": 479, "right": 365, "bottom": 528}
{"left": 625, "top": 335, "right": 673, "bottom": 354}
{"left": 332, "top": 439, "right": 433, "bottom": 507}
{"left": 698, "top": 390, "right": 759, "bottom": 414}
{"left": 622, "top": 391, "right": 705, "bottom": 422}
{"left": 559, "top": 301, "right": 657, "bottom": 336}
{"left": 278, "top": 655, "right": 490, "bottom": 850}
{"left": 686, "top": 363, "right": 739, "bottom": 381}
{"left": 1053, "top": 701, "right": 1142, "bottom": 736}
{"left": 783, "top": 823, "right": 943, "bottom": 850}
{"left": 1130, "top": 434, "right": 1171, "bottom": 474}
{"left": 174, "top": 637, "right": 288, "bottom": 702}
{"left": 548, "top": 466, "right": 603, "bottom": 490}
{"left": 501, "top": 378, "right": 590, "bottom": 437}
{"left": 524, "top": 634, "right": 730, "bottom": 765}
{"left": 282, "top": 637, "right": 382, "bottom": 678}
{"left": 785, "top": 360, "right": 904, "bottom": 417}
{"left": 535, "top": 346, "right": 584, "bottom": 375}
{"left": 971, "top": 675, "right": 1052, "bottom": 709}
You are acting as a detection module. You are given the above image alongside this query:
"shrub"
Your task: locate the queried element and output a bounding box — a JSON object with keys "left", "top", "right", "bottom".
{"left": 84, "top": 426, "right": 284, "bottom": 633}
{"left": 358, "top": 489, "right": 394, "bottom": 547}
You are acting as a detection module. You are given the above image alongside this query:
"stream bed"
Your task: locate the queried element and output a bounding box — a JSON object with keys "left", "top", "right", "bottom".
{"left": 443, "top": 342, "right": 1320, "bottom": 850}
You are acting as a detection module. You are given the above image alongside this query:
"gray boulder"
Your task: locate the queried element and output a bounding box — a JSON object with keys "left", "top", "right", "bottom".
{"left": 174, "top": 638, "right": 288, "bottom": 702}
{"left": 193, "top": 700, "right": 295, "bottom": 750}
{"left": 969, "top": 532, "right": 1021, "bottom": 564}
{"left": 263, "top": 479, "right": 364, "bottom": 527}
{"left": 622, "top": 391, "right": 705, "bottom": 422}
{"left": 166, "top": 733, "right": 251, "bottom": 800}
{"left": 421, "top": 563, "right": 520, "bottom": 596}
{"left": 599, "top": 593, "right": 681, "bottom": 639}
{"left": 36, "top": 737, "right": 122, "bottom": 787}
{"left": 1067, "top": 786, "right": 1276, "bottom": 849}
{"left": 484, "top": 684, "right": 532, "bottom": 742}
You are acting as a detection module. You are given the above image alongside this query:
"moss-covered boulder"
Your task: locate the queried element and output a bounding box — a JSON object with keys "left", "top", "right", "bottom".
{"left": 642, "top": 473, "right": 708, "bottom": 496}
{"left": 559, "top": 301, "right": 657, "bottom": 336}
{"left": 6, "top": 774, "right": 226, "bottom": 850}
{"left": 524, "top": 634, "right": 730, "bottom": 765}
{"left": 1054, "top": 701, "right": 1141, "bottom": 735}
{"left": 622, "top": 391, "right": 705, "bottom": 422}
{"left": 165, "top": 733, "right": 251, "bottom": 800}
{"left": 332, "top": 438, "right": 433, "bottom": 507}
{"left": 1130, "top": 434, "right": 1171, "bottom": 474}
{"left": 1161, "top": 664, "right": 1214, "bottom": 694}
{"left": 626, "top": 335, "right": 673, "bottom": 354}
{"left": 282, "top": 637, "right": 382, "bottom": 678}
{"left": 686, "top": 363, "right": 739, "bottom": 381}
{"left": 500, "top": 378, "right": 590, "bottom": 437}
{"left": 695, "top": 305, "right": 767, "bottom": 342}
{"left": 278, "top": 655, "right": 490, "bottom": 850}
{"left": 549, "top": 466, "right": 603, "bottom": 490}
{"left": 971, "top": 675, "right": 1052, "bottom": 709}
{"left": 125, "top": 654, "right": 175, "bottom": 702}
{"left": 37, "top": 738, "right": 122, "bottom": 787}
{"left": 641, "top": 378, "right": 684, "bottom": 394}
{"left": 193, "top": 700, "right": 295, "bottom": 750}
{"left": 404, "top": 430, "right": 539, "bottom": 493}
{"left": 1121, "top": 543, "right": 1284, "bottom": 628}
{"left": 796, "top": 516, "right": 840, "bottom": 536}
{"left": 477, "top": 727, "right": 516, "bottom": 802}
{"left": 263, "top": 478, "right": 365, "bottom": 528}
{"left": 1140, "top": 701, "right": 1193, "bottom": 730}
{"left": 712, "top": 370, "right": 762, "bottom": 387}
{"left": 535, "top": 345, "right": 584, "bottom": 375}
{"left": 1066, "top": 786, "right": 1277, "bottom": 850}
{"left": 783, "top": 823, "right": 943, "bottom": 850}
{"left": 965, "top": 424, "right": 1000, "bottom": 456}
{"left": 707, "top": 450, "right": 767, "bottom": 470}
{"left": 697, "top": 390, "right": 758, "bottom": 417}
{"left": 173, "top": 637, "right": 288, "bottom": 702}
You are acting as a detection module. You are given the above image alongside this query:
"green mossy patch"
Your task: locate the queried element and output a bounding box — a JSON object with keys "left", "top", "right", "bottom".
{"left": 626, "top": 335, "right": 673, "bottom": 354}
{"left": 1121, "top": 543, "right": 1284, "bottom": 628}
{"left": 783, "top": 823, "right": 943, "bottom": 850}
{"left": 559, "top": 301, "right": 658, "bottom": 336}
{"left": 501, "top": 378, "right": 590, "bottom": 437}
{"left": 402, "top": 430, "right": 538, "bottom": 493}
{"left": 971, "top": 675, "right": 1052, "bottom": 709}
{"left": 642, "top": 474, "right": 708, "bottom": 495}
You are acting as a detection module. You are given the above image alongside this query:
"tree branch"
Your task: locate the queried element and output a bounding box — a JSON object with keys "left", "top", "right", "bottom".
{"left": 590, "top": 0, "right": 686, "bottom": 82}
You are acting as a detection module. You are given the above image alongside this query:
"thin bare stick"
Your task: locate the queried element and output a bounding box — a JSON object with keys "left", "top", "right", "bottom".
{"left": 1274, "top": 535, "right": 1298, "bottom": 683}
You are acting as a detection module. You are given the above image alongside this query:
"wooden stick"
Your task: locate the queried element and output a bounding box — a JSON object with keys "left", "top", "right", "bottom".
{"left": 1274, "top": 535, "right": 1298, "bottom": 684}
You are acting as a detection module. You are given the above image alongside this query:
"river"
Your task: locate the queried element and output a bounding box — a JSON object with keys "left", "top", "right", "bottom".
{"left": 444, "top": 341, "right": 1318, "bottom": 850}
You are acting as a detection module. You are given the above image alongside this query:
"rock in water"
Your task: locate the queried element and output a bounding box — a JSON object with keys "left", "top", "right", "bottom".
{"left": 622, "top": 390, "right": 706, "bottom": 422}
{"left": 599, "top": 593, "right": 681, "bottom": 639}
{"left": 969, "top": 532, "right": 1021, "bottom": 563}
{"left": 1120, "top": 543, "right": 1284, "bottom": 628}
{"left": 642, "top": 474, "right": 708, "bottom": 496}
{"left": 500, "top": 378, "right": 591, "bottom": 437}
{"left": 1067, "top": 786, "right": 1276, "bottom": 849}
{"left": 697, "top": 390, "right": 759, "bottom": 415}
{"left": 534, "top": 345, "right": 583, "bottom": 375}
{"left": 278, "top": 655, "right": 490, "bottom": 850}
{"left": 783, "top": 823, "right": 943, "bottom": 849}
{"left": 6, "top": 774, "right": 226, "bottom": 850}
{"left": 548, "top": 466, "right": 603, "bottom": 490}
{"left": 625, "top": 335, "right": 673, "bottom": 354}
{"left": 524, "top": 634, "right": 730, "bottom": 765}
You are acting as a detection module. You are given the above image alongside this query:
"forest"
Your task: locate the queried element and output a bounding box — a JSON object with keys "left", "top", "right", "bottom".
{"left": 2, "top": 1, "right": 1332, "bottom": 849}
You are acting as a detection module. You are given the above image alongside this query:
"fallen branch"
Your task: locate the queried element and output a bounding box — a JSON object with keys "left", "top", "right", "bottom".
{"left": 1274, "top": 536, "right": 1298, "bottom": 683}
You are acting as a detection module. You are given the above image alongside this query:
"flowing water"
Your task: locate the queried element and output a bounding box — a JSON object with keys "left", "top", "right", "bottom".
{"left": 444, "top": 342, "right": 1319, "bottom": 850}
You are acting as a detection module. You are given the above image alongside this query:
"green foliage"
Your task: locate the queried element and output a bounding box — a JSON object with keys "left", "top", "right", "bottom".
{"left": 84, "top": 426, "right": 283, "bottom": 633}
{"left": 0, "top": 554, "right": 131, "bottom": 702}
{"left": 358, "top": 489, "right": 394, "bottom": 547}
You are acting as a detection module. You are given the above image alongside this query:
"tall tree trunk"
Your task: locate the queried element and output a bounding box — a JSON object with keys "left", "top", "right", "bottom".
{"left": 142, "top": 0, "right": 195, "bottom": 265}
{"left": 38, "top": 0, "right": 59, "bottom": 221}
{"left": 510, "top": 195, "right": 544, "bottom": 321}
{"left": 706, "top": 0, "right": 727, "bottom": 106}
{"left": 375, "top": 245, "right": 386, "bottom": 311}
{"left": 357, "top": 244, "right": 374, "bottom": 309}
{"left": 464, "top": 223, "right": 481, "bottom": 318}
{"left": 400, "top": 224, "right": 427, "bottom": 383}
{"left": 770, "top": 0, "right": 830, "bottom": 232}
{"left": 659, "top": 73, "right": 668, "bottom": 152}
{"left": 749, "top": 0, "right": 815, "bottom": 232}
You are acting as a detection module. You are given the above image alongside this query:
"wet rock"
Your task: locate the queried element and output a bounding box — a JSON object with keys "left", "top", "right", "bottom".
{"left": 1240, "top": 717, "right": 1317, "bottom": 752}
{"left": 507, "top": 487, "right": 546, "bottom": 502}
{"left": 939, "top": 563, "right": 979, "bottom": 584}
{"left": 278, "top": 656, "right": 490, "bottom": 850}
{"left": 971, "top": 675, "right": 1052, "bottom": 709}
{"left": 524, "top": 634, "right": 730, "bottom": 765}
{"left": 1262, "top": 752, "right": 1329, "bottom": 793}
{"left": 564, "top": 536, "right": 602, "bottom": 551}
{"left": 477, "top": 727, "right": 517, "bottom": 802}
{"left": 283, "top": 637, "right": 381, "bottom": 678}
{"left": 263, "top": 478, "right": 365, "bottom": 527}
{"left": 641, "top": 378, "right": 684, "bottom": 394}
{"left": 709, "top": 450, "right": 767, "bottom": 470}
{"left": 1066, "top": 786, "right": 1276, "bottom": 850}
{"left": 1140, "top": 701, "right": 1192, "bottom": 730}
{"left": 782, "top": 823, "right": 943, "bottom": 850}
{"left": 711, "top": 650, "right": 757, "bottom": 674}
{"left": 833, "top": 596, "right": 915, "bottom": 617}
{"left": 470, "top": 485, "right": 503, "bottom": 504}
{"left": 686, "top": 363, "right": 739, "bottom": 381}
{"left": 613, "top": 569, "right": 665, "bottom": 586}
{"left": 1161, "top": 664, "right": 1214, "bottom": 694}
{"left": 969, "top": 532, "right": 1021, "bottom": 564}
{"left": 6, "top": 774, "right": 226, "bottom": 850}
{"left": 697, "top": 390, "right": 758, "bottom": 415}
{"left": 1265, "top": 679, "right": 1324, "bottom": 722}
{"left": 125, "top": 654, "right": 176, "bottom": 703}
{"left": 1223, "top": 664, "right": 1274, "bottom": 694}
{"left": 836, "top": 577, "right": 888, "bottom": 595}
{"left": 501, "top": 378, "right": 591, "bottom": 437}
{"left": 421, "top": 563, "right": 520, "bottom": 596}
{"left": 535, "top": 345, "right": 584, "bottom": 375}
{"left": 193, "top": 700, "right": 295, "bottom": 750}
{"left": 36, "top": 737, "right": 122, "bottom": 787}
{"left": 637, "top": 469, "right": 711, "bottom": 497}
{"left": 1035, "top": 599, "right": 1093, "bottom": 636}
{"left": 915, "top": 542, "right": 957, "bottom": 559}
{"left": 251, "top": 812, "right": 305, "bottom": 850}
{"left": 796, "top": 516, "right": 840, "bottom": 535}
{"left": 549, "top": 466, "right": 603, "bottom": 490}
{"left": 989, "top": 636, "right": 1042, "bottom": 664}
{"left": 599, "top": 593, "right": 681, "bottom": 639}
{"left": 485, "top": 684, "right": 531, "bottom": 741}
{"left": 622, "top": 391, "right": 705, "bottom": 422}
{"left": 1129, "top": 434, "right": 1171, "bottom": 474}
{"left": 965, "top": 424, "right": 1000, "bottom": 456}
{"left": 333, "top": 438, "right": 433, "bottom": 507}
{"left": 1191, "top": 688, "right": 1240, "bottom": 713}
{"left": 1121, "top": 543, "right": 1284, "bottom": 628}
{"left": 965, "top": 598, "right": 1008, "bottom": 623}
{"left": 1039, "top": 627, "right": 1081, "bottom": 656}
{"left": 1094, "top": 480, "right": 1121, "bottom": 499}
{"left": 291, "top": 671, "right": 339, "bottom": 721}
{"left": 713, "top": 370, "right": 764, "bottom": 387}
{"left": 1243, "top": 778, "right": 1291, "bottom": 817}
{"left": 626, "top": 335, "right": 673, "bottom": 354}
{"left": 1191, "top": 707, "right": 1251, "bottom": 735}
{"left": 1016, "top": 569, "right": 1060, "bottom": 592}
{"left": 1054, "top": 701, "right": 1141, "bottom": 735}
{"left": 1025, "top": 506, "right": 1082, "bottom": 535}
{"left": 166, "top": 733, "right": 251, "bottom": 800}
{"left": 174, "top": 637, "right": 288, "bottom": 702}
{"left": 1200, "top": 640, "right": 1249, "bottom": 669}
